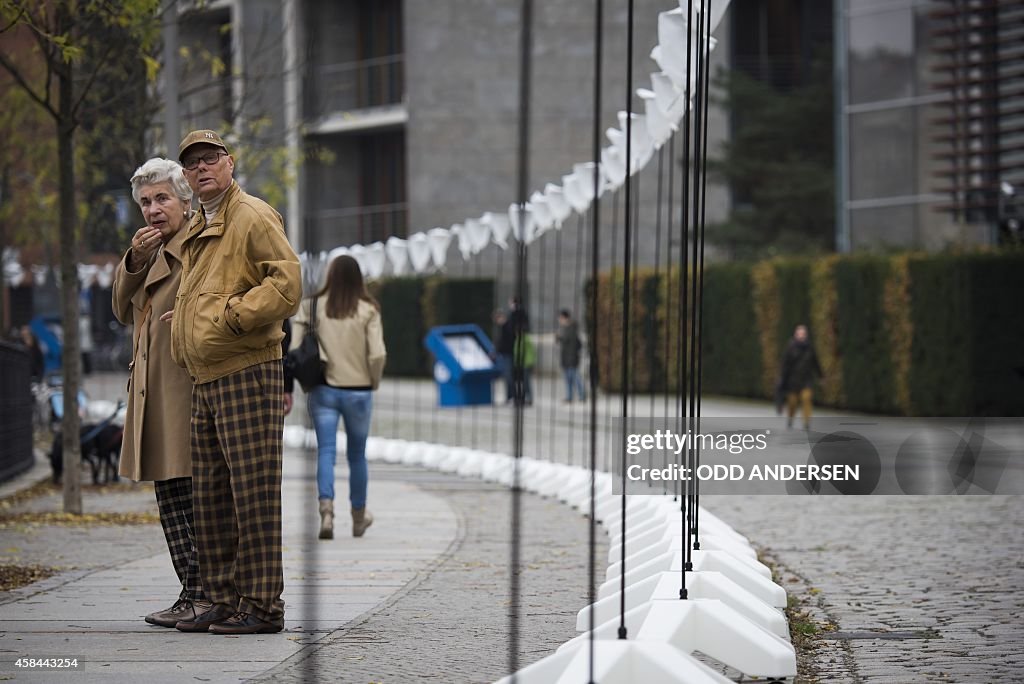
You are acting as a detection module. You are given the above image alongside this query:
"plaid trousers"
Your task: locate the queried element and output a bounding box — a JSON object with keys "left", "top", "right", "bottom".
{"left": 191, "top": 360, "right": 285, "bottom": 625}
{"left": 153, "top": 477, "right": 205, "bottom": 602}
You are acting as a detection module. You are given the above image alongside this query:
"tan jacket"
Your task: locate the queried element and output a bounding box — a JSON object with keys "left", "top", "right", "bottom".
{"left": 111, "top": 228, "right": 193, "bottom": 481}
{"left": 171, "top": 181, "right": 301, "bottom": 383}
{"left": 291, "top": 296, "right": 387, "bottom": 389}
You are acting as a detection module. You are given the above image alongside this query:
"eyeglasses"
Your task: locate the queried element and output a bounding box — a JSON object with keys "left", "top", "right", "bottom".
{"left": 182, "top": 151, "right": 227, "bottom": 170}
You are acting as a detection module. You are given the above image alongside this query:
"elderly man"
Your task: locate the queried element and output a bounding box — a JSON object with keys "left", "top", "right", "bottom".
{"left": 166, "top": 130, "right": 300, "bottom": 635}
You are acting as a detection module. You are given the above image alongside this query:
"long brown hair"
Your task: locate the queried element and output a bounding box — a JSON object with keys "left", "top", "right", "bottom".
{"left": 317, "top": 254, "right": 379, "bottom": 319}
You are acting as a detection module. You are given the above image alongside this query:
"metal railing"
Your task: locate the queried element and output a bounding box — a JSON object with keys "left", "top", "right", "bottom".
{"left": 306, "top": 54, "right": 405, "bottom": 118}
{"left": 304, "top": 202, "right": 408, "bottom": 251}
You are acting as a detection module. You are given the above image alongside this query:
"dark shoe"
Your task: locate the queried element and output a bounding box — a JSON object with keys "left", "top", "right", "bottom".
{"left": 208, "top": 612, "right": 283, "bottom": 635}
{"left": 175, "top": 603, "right": 235, "bottom": 632}
{"left": 146, "top": 598, "right": 212, "bottom": 628}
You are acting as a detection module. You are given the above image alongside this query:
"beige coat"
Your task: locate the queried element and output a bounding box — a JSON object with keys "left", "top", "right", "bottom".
{"left": 112, "top": 229, "right": 193, "bottom": 481}
{"left": 291, "top": 296, "right": 387, "bottom": 390}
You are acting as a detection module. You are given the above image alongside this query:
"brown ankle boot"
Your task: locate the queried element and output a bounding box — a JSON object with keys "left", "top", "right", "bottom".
{"left": 351, "top": 507, "right": 373, "bottom": 537}
{"left": 318, "top": 499, "right": 334, "bottom": 540}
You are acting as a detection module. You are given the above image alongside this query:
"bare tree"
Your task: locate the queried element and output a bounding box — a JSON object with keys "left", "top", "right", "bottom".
{"left": 0, "top": 0, "right": 161, "bottom": 513}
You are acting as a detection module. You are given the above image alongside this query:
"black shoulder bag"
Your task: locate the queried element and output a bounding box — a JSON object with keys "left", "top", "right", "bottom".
{"left": 286, "top": 297, "right": 326, "bottom": 392}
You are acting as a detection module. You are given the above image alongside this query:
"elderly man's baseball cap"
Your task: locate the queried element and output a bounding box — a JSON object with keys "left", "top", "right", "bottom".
{"left": 178, "top": 129, "right": 230, "bottom": 162}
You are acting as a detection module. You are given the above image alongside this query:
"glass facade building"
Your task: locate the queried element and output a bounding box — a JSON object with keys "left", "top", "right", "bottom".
{"left": 835, "top": 0, "right": 1021, "bottom": 250}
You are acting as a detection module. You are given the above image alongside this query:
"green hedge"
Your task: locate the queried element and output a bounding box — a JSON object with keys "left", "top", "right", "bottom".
{"left": 701, "top": 264, "right": 762, "bottom": 397}
{"left": 593, "top": 251, "right": 1024, "bottom": 416}
{"left": 834, "top": 255, "right": 898, "bottom": 413}
{"left": 374, "top": 278, "right": 427, "bottom": 376}
{"left": 372, "top": 276, "right": 496, "bottom": 377}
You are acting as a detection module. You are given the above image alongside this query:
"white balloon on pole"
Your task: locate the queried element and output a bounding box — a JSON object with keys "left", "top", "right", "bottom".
{"left": 562, "top": 173, "right": 591, "bottom": 215}
{"left": 601, "top": 146, "right": 627, "bottom": 191}
{"left": 573, "top": 162, "right": 607, "bottom": 201}
{"left": 406, "top": 232, "right": 433, "bottom": 273}
{"left": 616, "top": 111, "right": 654, "bottom": 173}
{"left": 427, "top": 227, "right": 453, "bottom": 269}
{"left": 529, "top": 190, "right": 554, "bottom": 237}
{"left": 508, "top": 203, "right": 536, "bottom": 244}
{"left": 483, "top": 211, "right": 511, "bottom": 249}
{"left": 97, "top": 263, "right": 115, "bottom": 289}
{"left": 465, "top": 217, "right": 491, "bottom": 254}
{"left": 362, "top": 241, "right": 386, "bottom": 280}
{"left": 385, "top": 236, "right": 409, "bottom": 276}
{"left": 678, "top": 0, "right": 731, "bottom": 37}
{"left": 639, "top": 87, "right": 674, "bottom": 147}
{"left": 3, "top": 261, "right": 24, "bottom": 287}
{"left": 544, "top": 183, "right": 572, "bottom": 226}
{"left": 327, "top": 245, "right": 350, "bottom": 264}
{"left": 651, "top": 71, "right": 686, "bottom": 123}
{"left": 450, "top": 223, "right": 474, "bottom": 261}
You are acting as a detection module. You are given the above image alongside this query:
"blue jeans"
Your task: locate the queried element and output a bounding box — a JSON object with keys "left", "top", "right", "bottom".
{"left": 563, "top": 366, "right": 586, "bottom": 401}
{"left": 308, "top": 386, "right": 372, "bottom": 508}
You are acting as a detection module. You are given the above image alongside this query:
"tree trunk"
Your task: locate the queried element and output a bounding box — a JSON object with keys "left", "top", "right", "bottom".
{"left": 58, "top": 53, "right": 82, "bottom": 515}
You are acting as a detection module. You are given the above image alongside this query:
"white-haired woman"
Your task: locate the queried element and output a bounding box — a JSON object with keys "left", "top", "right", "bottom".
{"left": 112, "top": 158, "right": 209, "bottom": 628}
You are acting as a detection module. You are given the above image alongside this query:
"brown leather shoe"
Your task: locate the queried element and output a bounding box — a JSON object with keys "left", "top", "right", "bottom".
{"left": 208, "top": 611, "right": 283, "bottom": 635}
{"left": 175, "top": 603, "right": 235, "bottom": 632}
{"left": 146, "top": 598, "right": 212, "bottom": 628}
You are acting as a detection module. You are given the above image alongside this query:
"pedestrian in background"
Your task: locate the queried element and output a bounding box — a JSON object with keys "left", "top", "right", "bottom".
{"left": 496, "top": 297, "right": 532, "bottom": 406}
{"left": 168, "top": 130, "right": 301, "bottom": 635}
{"left": 112, "top": 158, "right": 209, "bottom": 628}
{"left": 779, "top": 324, "right": 823, "bottom": 430}
{"left": 18, "top": 326, "right": 45, "bottom": 382}
{"left": 291, "top": 255, "right": 386, "bottom": 540}
{"left": 556, "top": 309, "right": 586, "bottom": 403}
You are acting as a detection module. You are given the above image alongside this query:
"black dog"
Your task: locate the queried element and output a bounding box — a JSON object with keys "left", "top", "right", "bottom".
{"left": 50, "top": 424, "right": 123, "bottom": 485}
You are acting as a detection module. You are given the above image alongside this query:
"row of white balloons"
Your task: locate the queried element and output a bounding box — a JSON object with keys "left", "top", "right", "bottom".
{"left": 1, "top": 253, "right": 118, "bottom": 290}
{"left": 3, "top": 2, "right": 726, "bottom": 291}
{"left": 306, "top": 1, "right": 724, "bottom": 281}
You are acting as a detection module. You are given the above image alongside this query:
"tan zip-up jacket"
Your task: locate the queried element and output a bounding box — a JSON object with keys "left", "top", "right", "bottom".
{"left": 171, "top": 181, "right": 301, "bottom": 383}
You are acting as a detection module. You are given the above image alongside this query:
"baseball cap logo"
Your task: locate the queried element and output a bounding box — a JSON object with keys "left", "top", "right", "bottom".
{"left": 205, "top": 132, "right": 216, "bottom": 139}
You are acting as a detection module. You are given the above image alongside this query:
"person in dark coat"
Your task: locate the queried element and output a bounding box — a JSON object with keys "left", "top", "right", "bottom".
{"left": 494, "top": 297, "right": 531, "bottom": 405}
{"left": 779, "top": 324, "right": 823, "bottom": 429}
{"left": 555, "top": 309, "right": 585, "bottom": 403}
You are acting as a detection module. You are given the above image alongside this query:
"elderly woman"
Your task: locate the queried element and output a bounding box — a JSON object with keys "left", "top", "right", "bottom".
{"left": 112, "top": 158, "right": 208, "bottom": 627}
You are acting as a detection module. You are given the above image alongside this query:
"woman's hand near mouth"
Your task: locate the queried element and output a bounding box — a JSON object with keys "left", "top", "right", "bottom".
{"left": 128, "top": 225, "right": 163, "bottom": 271}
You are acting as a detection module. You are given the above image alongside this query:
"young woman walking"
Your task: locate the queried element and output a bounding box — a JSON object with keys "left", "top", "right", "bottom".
{"left": 291, "top": 255, "right": 386, "bottom": 539}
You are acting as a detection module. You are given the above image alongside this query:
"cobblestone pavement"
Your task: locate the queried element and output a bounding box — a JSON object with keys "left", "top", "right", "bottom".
{"left": 710, "top": 494, "right": 1024, "bottom": 683}
{"left": 256, "top": 466, "right": 607, "bottom": 684}
{"left": 16, "top": 372, "right": 1018, "bottom": 682}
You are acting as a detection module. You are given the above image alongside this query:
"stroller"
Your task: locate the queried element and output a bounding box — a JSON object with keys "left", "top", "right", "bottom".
{"left": 49, "top": 400, "right": 125, "bottom": 485}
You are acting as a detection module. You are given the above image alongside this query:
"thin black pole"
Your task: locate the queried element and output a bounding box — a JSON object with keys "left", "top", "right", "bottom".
{"left": 692, "top": 0, "right": 714, "bottom": 551}
{"left": 651, "top": 146, "right": 665, "bottom": 492}
{"left": 679, "top": 0, "right": 695, "bottom": 599}
{"left": 550, "top": 220, "right": 563, "bottom": 460}
{"left": 492, "top": 246, "right": 505, "bottom": 453}
{"left": 588, "top": 1, "right": 603, "bottom": 680}
{"left": 508, "top": 0, "right": 533, "bottom": 677}
{"left": 617, "top": 0, "right": 635, "bottom": 642}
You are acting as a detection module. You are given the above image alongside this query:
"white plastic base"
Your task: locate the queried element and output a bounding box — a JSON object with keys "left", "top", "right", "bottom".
{"left": 493, "top": 639, "right": 734, "bottom": 684}
{"left": 577, "top": 570, "right": 788, "bottom": 638}
{"left": 599, "top": 549, "right": 786, "bottom": 607}
{"left": 561, "top": 599, "right": 796, "bottom": 679}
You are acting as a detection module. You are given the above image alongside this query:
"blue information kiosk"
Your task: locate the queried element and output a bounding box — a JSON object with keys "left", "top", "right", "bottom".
{"left": 424, "top": 324, "right": 502, "bottom": 407}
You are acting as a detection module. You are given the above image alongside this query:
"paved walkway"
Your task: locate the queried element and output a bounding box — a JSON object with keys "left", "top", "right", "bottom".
{"left": 1, "top": 372, "right": 1021, "bottom": 682}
